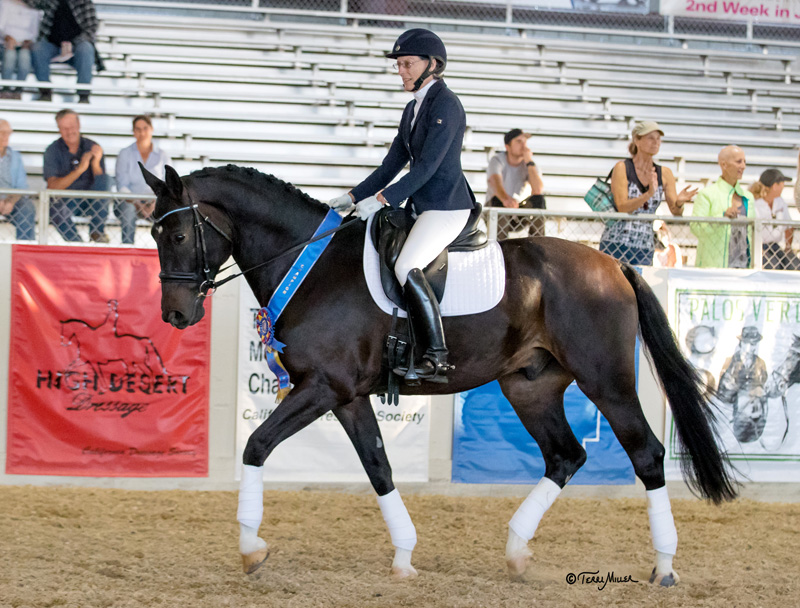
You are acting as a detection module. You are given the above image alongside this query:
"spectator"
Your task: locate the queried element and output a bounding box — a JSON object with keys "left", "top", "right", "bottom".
{"left": 25, "top": 0, "right": 98, "bottom": 104}
{"left": 44, "top": 108, "right": 110, "bottom": 242}
{"left": 485, "top": 128, "right": 545, "bottom": 238}
{"left": 115, "top": 115, "right": 171, "bottom": 244}
{"left": 691, "top": 145, "right": 754, "bottom": 269}
{"left": 0, "top": 118, "right": 36, "bottom": 240}
{"left": 750, "top": 168, "right": 796, "bottom": 270}
{"left": 0, "top": 0, "right": 40, "bottom": 99}
{"left": 652, "top": 220, "right": 683, "bottom": 268}
{"left": 599, "top": 121, "right": 695, "bottom": 265}
{"left": 795, "top": 150, "right": 800, "bottom": 210}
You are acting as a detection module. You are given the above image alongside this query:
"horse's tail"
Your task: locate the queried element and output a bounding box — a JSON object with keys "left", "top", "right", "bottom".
{"left": 619, "top": 263, "right": 738, "bottom": 504}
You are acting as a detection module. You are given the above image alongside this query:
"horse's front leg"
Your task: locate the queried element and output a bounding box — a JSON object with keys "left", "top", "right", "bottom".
{"left": 237, "top": 378, "right": 336, "bottom": 574}
{"left": 333, "top": 396, "right": 418, "bottom": 580}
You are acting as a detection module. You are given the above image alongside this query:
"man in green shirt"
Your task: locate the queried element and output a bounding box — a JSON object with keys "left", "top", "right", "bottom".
{"left": 691, "top": 145, "right": 755, "bottom": 268}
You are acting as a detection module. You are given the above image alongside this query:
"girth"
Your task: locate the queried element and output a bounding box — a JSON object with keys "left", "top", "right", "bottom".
{"left": 369, "top": 204, "right": 488, "bottom": 309}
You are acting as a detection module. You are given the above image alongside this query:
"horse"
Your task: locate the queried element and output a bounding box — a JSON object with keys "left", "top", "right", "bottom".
{"left": 140, "top": 163, "right": 737, "bottom": 586}
{"left": 60, "top": 300, "right": 169, "bottom": 392}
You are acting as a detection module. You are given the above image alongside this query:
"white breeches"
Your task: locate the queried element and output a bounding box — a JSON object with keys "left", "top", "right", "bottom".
{"left": 394, "top": 209, "right": 472, "bottom": 286}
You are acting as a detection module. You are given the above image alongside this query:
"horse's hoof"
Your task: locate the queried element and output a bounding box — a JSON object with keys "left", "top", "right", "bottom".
{"left": 242, "top": 547, "right": 270, "bottom": 575}
{"left": 649, "top": 567, "right": 680, "bottom": 587}
{"left": 390, "top": 565, "right": 418, "bottom": 580}
{"left": 506, "top": 553, "right": 530, "bottom": 580}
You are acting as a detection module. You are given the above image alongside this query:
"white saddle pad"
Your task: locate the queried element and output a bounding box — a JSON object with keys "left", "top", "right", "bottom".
{"left": 363, "top": 214, "right": 506, "bottom": 318}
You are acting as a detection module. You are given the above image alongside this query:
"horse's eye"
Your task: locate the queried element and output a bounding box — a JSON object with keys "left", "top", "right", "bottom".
{"left": 174, "top": 233, "right": 187, "bottom": 244}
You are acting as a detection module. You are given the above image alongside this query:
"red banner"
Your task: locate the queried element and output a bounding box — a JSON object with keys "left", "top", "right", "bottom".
{"left": 6, "top": 245, "right": 210, "bottom": 477}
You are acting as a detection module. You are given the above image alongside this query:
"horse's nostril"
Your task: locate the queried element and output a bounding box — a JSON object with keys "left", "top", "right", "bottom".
{"left": 166, "top": 310, "right": 185, "bottom": 327}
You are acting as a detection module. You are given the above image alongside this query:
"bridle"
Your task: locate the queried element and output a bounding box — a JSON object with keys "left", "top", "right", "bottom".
{"left": 153, "top": 191, "right": 355, "bottom": 297}
{"left": 153, "top": 196, "right": 233, "bottom": 296}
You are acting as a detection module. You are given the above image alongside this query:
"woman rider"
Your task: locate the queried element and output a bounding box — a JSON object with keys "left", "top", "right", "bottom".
{"left": 328, "top": 28, "right": 476, "bottom": 383}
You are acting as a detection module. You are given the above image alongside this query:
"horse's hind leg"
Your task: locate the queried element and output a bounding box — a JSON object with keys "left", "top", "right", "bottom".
{"left": 498, "top": 362, "right": 586, "bottom": 580}
{"left": 333, "top": 396, "right": 417, "bottom": 580}
{"left": 579, "top": 378, "right": 679, "bottom": 587}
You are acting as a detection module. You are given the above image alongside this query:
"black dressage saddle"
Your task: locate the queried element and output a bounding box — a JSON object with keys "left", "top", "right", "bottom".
{"left": 369, "top": 204, "right": 488, "bottom": 308}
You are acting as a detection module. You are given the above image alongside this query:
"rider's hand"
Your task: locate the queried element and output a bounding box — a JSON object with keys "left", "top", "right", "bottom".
{"left": 355, "top": 196, "right": 383, "bottom": 220}
{"left": 328, "top": 192, "right": 354, "bottom": 213}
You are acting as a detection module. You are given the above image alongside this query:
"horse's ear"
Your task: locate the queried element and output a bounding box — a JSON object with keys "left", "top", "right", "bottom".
{"left": 164, "top": 165, "right": 184, "bottom": 199}
{"left": 139, "top": 162, "right": 166, "bottom": 197}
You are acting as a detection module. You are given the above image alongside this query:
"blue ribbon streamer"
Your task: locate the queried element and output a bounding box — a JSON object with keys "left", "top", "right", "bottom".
{"left": 257, "top": 209, "right": 343, "bottom": 398}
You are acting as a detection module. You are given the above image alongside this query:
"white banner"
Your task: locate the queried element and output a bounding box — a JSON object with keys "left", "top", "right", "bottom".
{"left": 236, "top": 281, "right": 430, "bottom": 482}
{"left": 666, "top": 270, "right": 800, "bottom": 483}
{"left": 660, "top": 0, "right": 800, "bottom": 24}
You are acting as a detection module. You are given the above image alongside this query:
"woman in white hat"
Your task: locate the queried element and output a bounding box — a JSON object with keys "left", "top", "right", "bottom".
{"left": 599, "top": 120, "right": 696, "bottom": 265}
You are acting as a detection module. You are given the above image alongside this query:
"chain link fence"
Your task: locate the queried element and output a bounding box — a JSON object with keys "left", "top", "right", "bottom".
{"left": 483, "top": 207, "right": 800, "bottom": 270}
{"left": 0, "top": 189, "right": 156, "bottom": 247}
{"left": 5, "top": 189, "right": 800, "bottom": 271}
{"left": 97, "top": 0, "right": 800, "bottom": 47}
{"left": 0, "top": 189, "right": 38, "bottom": 242}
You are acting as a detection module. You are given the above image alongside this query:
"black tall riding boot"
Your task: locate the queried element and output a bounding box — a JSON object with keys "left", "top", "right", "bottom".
{"left": 395, "top": 268, "right": 453, "bottom": 382}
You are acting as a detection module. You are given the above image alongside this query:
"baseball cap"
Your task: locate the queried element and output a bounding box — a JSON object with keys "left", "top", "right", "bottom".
{"left": 504, "top": 128, "right": 531, "bottom": 145}
{"left": 632, "top": 120, "right": 664, "bottom": 138}
{"left": 759, "top": 168, "right": 788, "bottom": 187}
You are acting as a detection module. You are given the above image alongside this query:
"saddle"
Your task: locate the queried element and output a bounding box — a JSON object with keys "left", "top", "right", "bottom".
{"left": 370, "top": 204, "right": 488, "bottom": 403}
{"left": 369, "top": 204, "right": 488, "bottom": 309}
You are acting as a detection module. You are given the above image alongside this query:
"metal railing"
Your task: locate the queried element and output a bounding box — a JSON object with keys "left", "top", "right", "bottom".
{"left": 0, "top": 189, "right": 156, "bottom": 247}
{"left": 4, "top": 189, "right": 799, "bottom": 270}
{"left": 482, "top": 206, "right": 800, "bottom": 271}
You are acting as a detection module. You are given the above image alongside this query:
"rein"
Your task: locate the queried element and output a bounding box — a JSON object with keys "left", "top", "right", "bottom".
{"left": 153, "top": 196, "right": 356, "bottom": 294}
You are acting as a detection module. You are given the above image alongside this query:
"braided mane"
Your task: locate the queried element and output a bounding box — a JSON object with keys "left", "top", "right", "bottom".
{"left": 189, "top": 164, "right": 326, "bottom": 209}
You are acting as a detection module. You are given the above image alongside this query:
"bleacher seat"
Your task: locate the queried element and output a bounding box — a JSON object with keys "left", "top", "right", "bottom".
{"left": 1, "top": 12, "right": 798, "bottom": 215}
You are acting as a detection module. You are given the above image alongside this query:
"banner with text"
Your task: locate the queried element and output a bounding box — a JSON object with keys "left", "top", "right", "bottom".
{"left": 6, "top": 245, "right": 211, "bottom": 477}
{"left": 666, "top": 270, "right": 800, "bottom": 482}
{"left": 661, "top": 0, "right": 800, "bottom": 24}
{"left": 236, "top": 281, "right": 429, "bottom": 482}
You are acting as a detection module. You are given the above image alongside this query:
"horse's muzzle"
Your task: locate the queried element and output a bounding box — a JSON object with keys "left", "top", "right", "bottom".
{"left": 164, "top": 304, "right": 204, "bottom": 329}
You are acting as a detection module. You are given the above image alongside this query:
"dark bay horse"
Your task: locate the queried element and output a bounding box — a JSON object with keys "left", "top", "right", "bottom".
{"left": 141, "top": 164, "right": 737, "bottom": 585}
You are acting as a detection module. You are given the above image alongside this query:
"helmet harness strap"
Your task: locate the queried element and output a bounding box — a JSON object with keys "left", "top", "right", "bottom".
{"left": 411, "top": 58, "right": 434, "bottom": 92}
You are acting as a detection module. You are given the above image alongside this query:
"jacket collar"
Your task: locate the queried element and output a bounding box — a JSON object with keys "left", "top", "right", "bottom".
{"left": 407, "top": 79, "right": 445, "bottom": 135}
{"left": 714, "top": 176, "right": 748, "bottom": 199}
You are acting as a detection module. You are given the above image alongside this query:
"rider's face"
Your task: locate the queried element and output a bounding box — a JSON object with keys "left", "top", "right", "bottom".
{"left": 396, "top": 55, "right": 432, "bottom": 92}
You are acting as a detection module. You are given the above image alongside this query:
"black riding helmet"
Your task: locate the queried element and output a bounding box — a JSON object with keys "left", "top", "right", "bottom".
{"left": 386, "top": 28, "right": 447, "bottom": 92}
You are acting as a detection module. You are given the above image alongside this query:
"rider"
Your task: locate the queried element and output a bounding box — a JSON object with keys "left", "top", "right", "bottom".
{"left": 328, "top": 28, "right": 476, "bottom": 382}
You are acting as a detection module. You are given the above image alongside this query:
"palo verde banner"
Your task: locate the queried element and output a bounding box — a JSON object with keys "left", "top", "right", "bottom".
{"left": 6, "top": 245, "right": 211, "bottom": 477}
{"left": 666, "top": 270, "right": 800, "bottom": 482}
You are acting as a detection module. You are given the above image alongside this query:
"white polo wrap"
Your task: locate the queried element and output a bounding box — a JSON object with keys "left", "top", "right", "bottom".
{"left": 237, "top": 464, "right": 264, "bottom": 530}
{"left": 509, "top": 477, "right": 562, "bottom": 541}
{"left": 647, "top": 486, "right": 678, "bottom": 555}
{"left": 377, "top": 489, "right": 417, "bottom": 551}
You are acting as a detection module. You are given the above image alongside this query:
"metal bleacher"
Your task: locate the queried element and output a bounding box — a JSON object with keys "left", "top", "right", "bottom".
{"left": 1, "top": 8, "right": 798, "bottom": 214}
